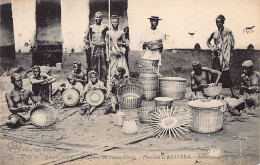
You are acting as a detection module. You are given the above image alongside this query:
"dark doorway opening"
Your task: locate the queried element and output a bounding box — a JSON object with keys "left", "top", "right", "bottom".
{"left": 110, "top": 0, "right": 128, "bottom": 30}
{"left": 33, "top": 0, "right": 62, "bottom": 66}
{"left": 89, "top": 0, "right": 109, "bottom": 25}
{"left": 0, "top": 3, "right": 15, "bottom": 75}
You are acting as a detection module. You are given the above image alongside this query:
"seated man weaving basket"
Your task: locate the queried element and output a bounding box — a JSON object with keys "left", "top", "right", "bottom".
{"left": 105, "top": 67, "right": 131, "bottom": 114}
{"left": 224, "top": 60, "right": 259, "bottom": 116}
{"left": 0, "top": 73, "right": 41, "bottom": 128}
{"left": 80, "top": 70, "right": 107, "bottom": 115}
{"left": 190, "top": 61, "right": 222, "bottom": 98}
{"left": 239, "top": 60, "right": 259, "bottom": 107}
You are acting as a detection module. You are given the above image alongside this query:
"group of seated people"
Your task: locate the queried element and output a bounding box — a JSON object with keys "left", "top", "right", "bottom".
{"left": 1, "top": 58, "right": 258, "bottom": 128}
{"left": 190, "top": 60, "right": 259, "bottom": 115}
{"left": 0, "top": 61, "right": 130, "bottom": 128}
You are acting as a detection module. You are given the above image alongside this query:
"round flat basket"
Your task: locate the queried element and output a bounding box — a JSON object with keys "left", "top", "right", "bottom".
{"left": 85, "top": 89, "right": 104, "bottom": 106}
{"left": 30, "top": 103, "right": 54, "bottom": 127}
{"left": 62, "top": 88, "right": 80, "bottom": 107}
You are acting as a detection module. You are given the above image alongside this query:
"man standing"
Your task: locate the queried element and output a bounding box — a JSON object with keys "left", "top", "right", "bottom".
{"left": 84, "top": 12, "right": 109, "bottom": 85}
{"left": 207, "top": 14, "right": 237, "bottom": 98}
{"left": 1, "top": 73, "right": 40, "bottom": 128}
{"left": 106, "top": 15, "right": 129, "bottom": 82}
{"left": 142, "top": 16, "right": 164, "bottom": 69}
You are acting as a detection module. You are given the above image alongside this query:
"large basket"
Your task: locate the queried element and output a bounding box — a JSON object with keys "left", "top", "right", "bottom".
{"left": 159, "top": 77, "right": 186, "bottom": 100}
{"left": 188, "top": 99, "right": 225, "bottom": 133}
{"left": 203, "top": 83, "right": 222, "bottom": 97}
{"left": 117, "top": 84, "right": 143, "bottom": 109}
{"left": 138, "top": 106, "right": 156, "bottom": 124}
{"left": 140, "top": 57, "right": 159, "bottom": 67}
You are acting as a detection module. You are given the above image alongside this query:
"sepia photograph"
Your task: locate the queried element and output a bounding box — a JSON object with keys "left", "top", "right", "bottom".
{"left": 0, "top": 0, "right": 259, "bottom": 164}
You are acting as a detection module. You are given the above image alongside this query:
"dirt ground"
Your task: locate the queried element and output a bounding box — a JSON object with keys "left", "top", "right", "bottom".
{"left": 0, "top": 67, "right": 259, "bottom": 165}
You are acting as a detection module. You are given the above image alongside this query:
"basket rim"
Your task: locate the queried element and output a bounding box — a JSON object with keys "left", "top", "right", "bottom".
{"left": 159, "top": 77, "right": 187, "bottom": 82}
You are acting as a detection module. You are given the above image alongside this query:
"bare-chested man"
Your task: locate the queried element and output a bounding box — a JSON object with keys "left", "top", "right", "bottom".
{"left": 240, "top": 60, "right": 259, "bottom": 107}
{"left": 85, "top": 11, "right": 109, "bottom": 84}
{"left": 1, "top": 73, "right": 40, "bottom": 128}
{"left": 190, "top": 61, "right": 221, "bottom": 96}
{"left": 29, "top": 66, "right": 56, "bottom": 103}
{"left": 106, "top": 15, "right": 129, "bottom": 82}
{"left": 68, "top": 61, "right": 87, "bottom": 88}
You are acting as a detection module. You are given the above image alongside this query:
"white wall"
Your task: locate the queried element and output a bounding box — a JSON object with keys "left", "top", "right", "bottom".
{"left": 61, "top": 0, "right": 89, "bottom": 53}
{"left": 128, "top": 0, "right": 260, "bottom": 50}
{"left": 12, "top": 0, "right": 36, "bottom": 53}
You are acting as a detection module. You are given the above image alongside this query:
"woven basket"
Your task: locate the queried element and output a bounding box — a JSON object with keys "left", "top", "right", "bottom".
{"left": 154, "top": 97, "right": 173, "bottom": 109}
{"left": 143, "top": 90, "right": 158, "bottom": 101}
{"left": 138, "top": 106, "right": 156, "bottom": 124}
{"left": 159, "top": 77, "right": 186, "bottom": 100}
{"left": 117, "top": 84, "right": 143, "bottom": 109}
{"left": 139, "top": 66, "right": 158, "bottom": 73}
{"left": 30, "top": 103, "right": 54, "bottom": 127}
{"left": 203, "top": 83, "right": 222, "bottom": 97}
{"left": 188, "top": 99, "right": 224, "bottom": 133}
{"left": 140, "top": 57, "right": 159, "bottom": 67}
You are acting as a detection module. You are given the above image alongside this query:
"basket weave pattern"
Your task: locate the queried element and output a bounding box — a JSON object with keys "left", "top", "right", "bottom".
{"left": 203, "top": 85, "right": 222, "bottom": 97}
{"left": 138, "top": 107, "right": 157, "bottom": 124}
{"left": 117, "top": 84, "right": 143, "bottom": 109}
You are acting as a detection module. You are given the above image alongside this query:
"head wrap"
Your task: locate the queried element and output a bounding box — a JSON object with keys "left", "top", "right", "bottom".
{"left": 73, "top": 61, "right": 81, "bottom": 67}
{"left": 192, "top": 61, "right": 201, "bottom": 67}
{"left": 95, "top": 11, "right": 103, "bottom": 18}
{"left": 32, "top": 65, "right": 40, "bottom": 71}
{"left": 111, "top": 15, "right": 120, "bottom": 20}
{"left": 242, "top": 60, "right": 253, "bottom": 67}
{"left": 88, "top": 70, "right": 97, "bottom": 79}
{"left": 11, "top": 73, "right": 21, "bottom": 82}
{"left": 216, "top": 14, "right": 225, "bottom": 22}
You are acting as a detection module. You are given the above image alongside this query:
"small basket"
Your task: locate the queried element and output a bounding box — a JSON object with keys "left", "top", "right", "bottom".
{"left": 203, "top": 83, "right": 222, "bottom": 97}
{"left": 154, "top": 97, "right": 174, "bottom": 109}
{"left": 117, "top": 84, "right": 143, "bottom": 109}
{"left": 140, "top": 57, "right": 159, "bottom": 67}
{"left": 138, "top": 106, "right": 156, "bottom": 124}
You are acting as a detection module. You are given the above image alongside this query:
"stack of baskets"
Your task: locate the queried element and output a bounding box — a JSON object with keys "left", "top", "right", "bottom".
{"left": 139, "top": 57, "right": 159, "bottom": 100}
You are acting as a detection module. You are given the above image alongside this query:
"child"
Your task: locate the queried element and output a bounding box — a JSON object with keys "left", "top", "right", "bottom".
{"left": 80, "top": 70, "right": 107, "bottom": 115}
